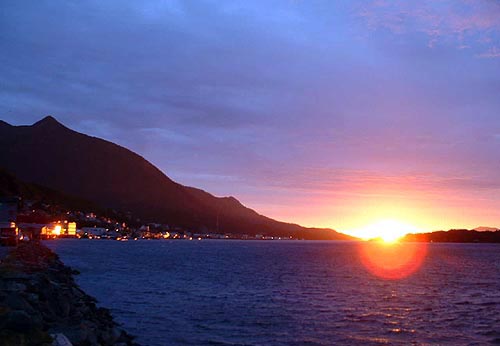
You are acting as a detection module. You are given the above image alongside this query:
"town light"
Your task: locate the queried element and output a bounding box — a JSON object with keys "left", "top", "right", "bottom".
{"left": 53, "top": 225, "right": 62, "bottom": 236}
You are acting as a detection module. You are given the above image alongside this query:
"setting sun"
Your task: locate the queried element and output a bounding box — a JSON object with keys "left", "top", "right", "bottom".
{"left": 350, "top": 219, "right": 422, "bottom": 242}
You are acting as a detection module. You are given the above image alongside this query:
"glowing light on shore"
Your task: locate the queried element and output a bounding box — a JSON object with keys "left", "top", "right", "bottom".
{"left": 53, "top": 225, "right": 62, "bottom": 236}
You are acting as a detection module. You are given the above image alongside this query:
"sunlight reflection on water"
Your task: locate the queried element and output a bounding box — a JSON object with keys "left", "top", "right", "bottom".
{"left": 358, "top": 241, "right": 428, "bottom": 279}
{"left": 46, "top": 240, "right": 500, "bottom": 346}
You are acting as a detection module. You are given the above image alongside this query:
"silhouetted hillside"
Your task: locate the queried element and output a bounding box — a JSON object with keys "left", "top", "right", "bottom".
{"left": 0, "top": 116, "right": 353, "bottom": 240}
{"left": 474, "top": 226, "right": 499, "bottom": 232}
{"left": 0, "top": 168, "right": 99, "bottom": 212}
{"left": 403, "top": 229, "right": 500, "bottom": 243}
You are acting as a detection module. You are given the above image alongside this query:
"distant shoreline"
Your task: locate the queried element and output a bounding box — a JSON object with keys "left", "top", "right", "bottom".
{"left": 43, "top": 235, "right": 500, "bottom": 244}
{"left": 403, "top": 229, "right": 500, "bottom": 243}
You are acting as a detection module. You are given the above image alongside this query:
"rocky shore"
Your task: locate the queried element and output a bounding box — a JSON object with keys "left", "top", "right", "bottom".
{"left": 0, "top": 242, "right": 138, "bottom": 346}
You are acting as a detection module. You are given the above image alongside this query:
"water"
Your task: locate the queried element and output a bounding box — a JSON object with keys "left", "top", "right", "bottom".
{"left": 45, "top": 240, "right": 500, "bottom": 345}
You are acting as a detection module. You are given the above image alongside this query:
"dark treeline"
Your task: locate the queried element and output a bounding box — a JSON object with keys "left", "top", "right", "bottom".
{"left": 403, "top": 229, "right": 500, "bottom": 243}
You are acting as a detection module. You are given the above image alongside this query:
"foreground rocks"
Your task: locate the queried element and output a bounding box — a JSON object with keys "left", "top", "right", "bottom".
{"left": 0, "top": 242, "right": 138, "bottom": 346}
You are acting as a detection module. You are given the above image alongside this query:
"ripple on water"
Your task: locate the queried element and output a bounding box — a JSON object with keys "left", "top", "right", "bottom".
{"left": 45, "top": 240, "right": 500, "bottom": 346}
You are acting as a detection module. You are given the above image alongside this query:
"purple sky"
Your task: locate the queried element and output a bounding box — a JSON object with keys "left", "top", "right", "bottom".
{"left": 1, "top": 0, "right": 500, "bottom": 233}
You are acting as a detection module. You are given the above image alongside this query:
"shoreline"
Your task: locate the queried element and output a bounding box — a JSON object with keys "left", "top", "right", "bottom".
{"left": 0, "top": 242, "right": 138, "bottom": 346}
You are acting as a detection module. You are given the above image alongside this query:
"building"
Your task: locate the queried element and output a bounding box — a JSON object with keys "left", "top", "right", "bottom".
{"left": 81, "top": 227, "right": 108, "bottom": 238}
{"left": 40, "top": 221, "right": 78, "bottom": 239}
{"left": 67, "top": 222, "right": 76, "bottom": 236}
{"left": 0, "top": 197, "right": 20, "bottom": 246}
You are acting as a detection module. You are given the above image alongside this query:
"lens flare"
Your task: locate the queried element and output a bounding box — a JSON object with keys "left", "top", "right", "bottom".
{"left": 358, "top": 241, "right": 428, "bottom": 280}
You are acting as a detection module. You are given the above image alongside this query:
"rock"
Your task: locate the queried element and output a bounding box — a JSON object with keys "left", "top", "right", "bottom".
{"left": 56, "top": 294, "right": 71, "bottom": 318}
{"left": 111, "top": 327, "right": 122, "bottom": 343}
{"left": 0, "top": 243, "right": 139, "bottom": 346}
{"left": 22, "top": 292, "right": 39, "bottom": 304}
{"left": 4, "top": 292, "right": 34, "bottom": 312}
{"left": 51, "top": 333, "right": 74, "bottom": 346}
{"left": 0, "top": 271, "right": 30, "bottom": 280}
{"left": 4, "top": 309, "right": 37, "bottom": 332}
{"left": 2, "top": 281, "right": 27, "bottom": 292}
{"left": 71, "top": 287, "right": 85, "bottom": 299}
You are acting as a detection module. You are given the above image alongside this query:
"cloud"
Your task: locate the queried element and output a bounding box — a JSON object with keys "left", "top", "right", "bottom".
{"left": 1, "top": 0, "right": 500, "bottom": 230}
{"left": 357, "top": 0, "right": 500, "bottom": 54}
{"left": 234, "top": 166, "right": 500, "bottom": 197}
{"left": 477, "top": 46, "right": 500, "bottom": 58}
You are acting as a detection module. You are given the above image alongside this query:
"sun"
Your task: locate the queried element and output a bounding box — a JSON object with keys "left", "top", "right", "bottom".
{"left": 355, "top": 219, "right": 421, "bottom": 243}
{"left": 355, "top": 219, "right": 427, "bottom": 279}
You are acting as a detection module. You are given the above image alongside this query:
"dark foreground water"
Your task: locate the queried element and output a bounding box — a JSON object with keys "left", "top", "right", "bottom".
{"left": 45, "top": 240, "right": 500, "bottom": 346}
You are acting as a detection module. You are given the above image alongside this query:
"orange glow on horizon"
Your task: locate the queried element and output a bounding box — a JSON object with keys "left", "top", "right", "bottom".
{"left": 358, "top": 241, "right": 428, "bottom": 280}
{"left": 249, "top": 172, "right": 499, "bottom": 234}
{"left": 345, "top": 219, "right": 422, "bottom": 241}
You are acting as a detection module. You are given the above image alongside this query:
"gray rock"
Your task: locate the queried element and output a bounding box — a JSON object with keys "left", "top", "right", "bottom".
{"left": 51, "top": 333, "right": 74, "bottom": 346}
{"left": 1, "top": 243, "right": 138, "bottom": 346}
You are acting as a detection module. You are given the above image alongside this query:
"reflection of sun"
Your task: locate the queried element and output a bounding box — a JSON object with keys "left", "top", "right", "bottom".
{"left": 353, "top": 219, "right": 428, "bottom": 279}
{"left": 358, "top": 241, "right": 428, "bottom": 280}
{"left": 355, "top": 219, "right": 421, "bottom": 243}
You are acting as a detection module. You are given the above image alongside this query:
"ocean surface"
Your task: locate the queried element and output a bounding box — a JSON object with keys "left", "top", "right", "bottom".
{"left": 45, "top": 240, "right": 500, "bottom": 346}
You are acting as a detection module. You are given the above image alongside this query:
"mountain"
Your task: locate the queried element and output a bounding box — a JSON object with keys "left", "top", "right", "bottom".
{"left": 403, "top": 229, "right": 500, "bottom": 243}
{"left": 0, "top": 167, "right": 99, "bottom": 212}
{"left": 473, "top": 226, "right": 499, "bottom": 232}
{"left": 0, "top": 116, "right": 353, "bottom": 240}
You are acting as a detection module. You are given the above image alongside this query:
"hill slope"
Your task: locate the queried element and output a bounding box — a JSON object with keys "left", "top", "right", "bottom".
{"left": 0, "top": 116, "right": 352, "bottom": 240}
{"left": 403, "top": 229, "right": 500, "bottom": 243}
{"left": 0, "top": 168, "right": 98, "bottom": 212}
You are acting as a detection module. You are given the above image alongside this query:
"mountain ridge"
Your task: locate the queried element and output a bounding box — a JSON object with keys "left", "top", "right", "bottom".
{"left": 403, "top": 228, "right": 500, "bottom": 243}
{"left": 0, "top": 116, "right": 353, "bottom": 240}
{"left": 473, "top": 226, "right": 499, "bottom": 232}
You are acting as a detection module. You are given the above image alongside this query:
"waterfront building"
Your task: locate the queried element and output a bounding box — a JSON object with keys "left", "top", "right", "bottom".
{"left": 0, "top": 197, "right": 20, "bottom": 246}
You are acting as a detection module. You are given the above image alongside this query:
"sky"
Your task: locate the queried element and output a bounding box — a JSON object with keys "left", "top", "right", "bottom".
{"left": 1, "top": 0, "right": 500, "bottom": 236}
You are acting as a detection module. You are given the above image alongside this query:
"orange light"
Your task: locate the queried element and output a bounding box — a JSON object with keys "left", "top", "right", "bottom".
{"left": 53, "top": 225, "right": 62, "bottom": 236}
{"left": 358, "top": 241, "right": 427, "bottom": 280}
{"left": 350, "top": 219, "right": 421, "bottom": 242}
